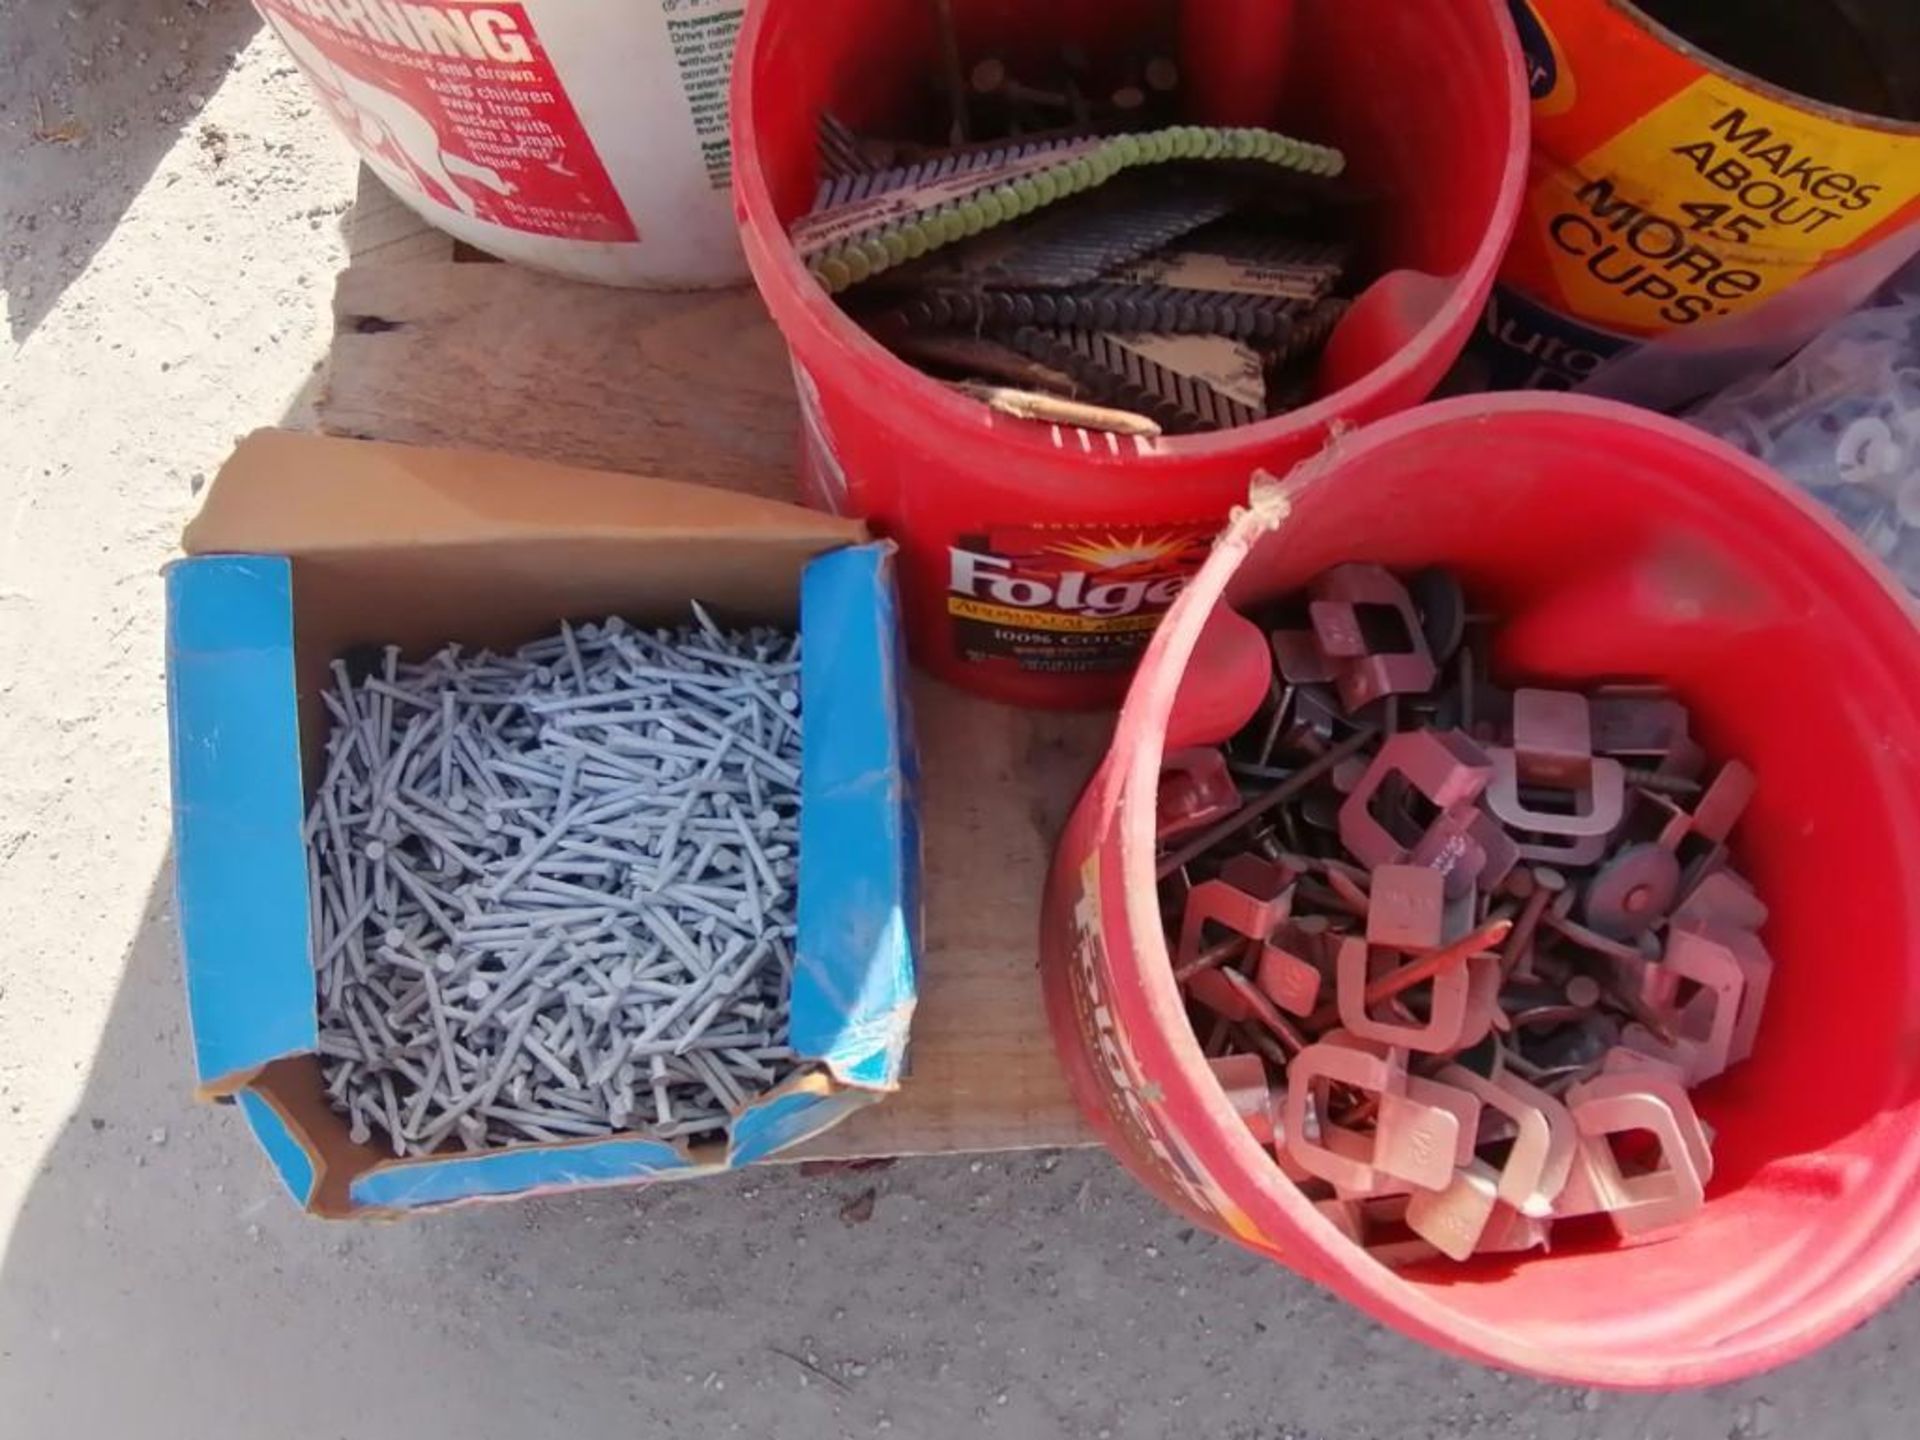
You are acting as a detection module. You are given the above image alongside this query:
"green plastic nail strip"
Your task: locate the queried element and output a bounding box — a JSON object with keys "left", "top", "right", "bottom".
{"left": 802, "top": 125, "right": 1346, "bottom": 295}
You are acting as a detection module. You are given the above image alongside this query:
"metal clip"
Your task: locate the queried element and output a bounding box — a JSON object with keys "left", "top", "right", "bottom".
{"left": 1337, "top": 729, "right": 1494, "bottom": 872}
{"left": 1374, "top": 1075, "right": 1482, "bottom": 1191}
{"left": 1408, "top": 802, "right": 1520, "bottom": 899}
{"left": 1484, "top": 689, "right": 1626, "bottom": 865}
{"left": 1556, "top": 1069, "right": 1712, "bottom": 1236}
{"left": 1672, "top": 868, "right": 1769, "bottom": 931}
{"left": 1656, "top": 759, "right": 1757, "bottom": 852}
{"left": 1365, "top": 863, "right": 1447, "bottom": 951}
{"left": 1270, "top": 629, "right": 1337, "bottom": 685}
{"left": 1157, "top": 746, "right": 1242, "bottom": 843}
{"left": 1282, "top": 1033, "right": 1409, "bottom": 1194}
{"left": 1177, "top": 854, "right": 1295, "bottom": 969}
{"left": 1335, "top": 936, "right": 1502, "bottom": 1054}
{"left": 1405, "top": 1160, "right": 1504, "bottom": 1260}
{"left": 1629, "top": 920, "right": 1772, "bottom": 1080}
{"left": 1475, "top": 1202, "right": 1553, "bottom": 1255}
{"left": 1207, "top": 1053, "right": 1276, "bottom": 1146}
{"left": 1307, "top": 564, "right": 1438, "bottom": 713}
{"left": 1256, "top": 919, "right": 1326, "bottom": 1016}
{"left": 1438, "top": 1064, "right": 1579, "bottom": 1218}
{"left": 1313, "top": 1197, "right": 1366, "bottom": 1244}
{"left": 1588, "top": 685, "right": 1705, "bottom": 778}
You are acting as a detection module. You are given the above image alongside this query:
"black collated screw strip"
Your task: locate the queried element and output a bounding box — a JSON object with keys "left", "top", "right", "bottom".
{"left": 1005, "top": 327, "right": 1266, "bottom": 434}
{"left": 1262, "top": 295, "right": 1350, "bottom": 374}
{"left": 813, "top": 135, "right": 1089, "bottom": 210}
{"left": 1186, "top": 226, "right": 1356, "bottom": 272}
{"left": 976, "top": 177, "right": 1243, "bottom": 289}
{"left": 1115, "top": 235, "right": 1352, "bottom": 308}
{"left": 888, "top": 329, "right": 1088, "bottom": 395}
{"left": 817, "top": 113, "right": 882, "bottom": 180}
{"left": 863, "top": 282, "right": 1310, "bottom": 344}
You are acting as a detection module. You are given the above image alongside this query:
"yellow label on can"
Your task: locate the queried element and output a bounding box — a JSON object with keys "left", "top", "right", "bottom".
{"left": 1506, "top": 0, "right": 1920, "bottom": 338}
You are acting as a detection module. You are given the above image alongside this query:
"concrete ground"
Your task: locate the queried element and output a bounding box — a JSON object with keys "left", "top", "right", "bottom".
{"left": 1, "top": 4, "right": 1915, "bottom": 1437}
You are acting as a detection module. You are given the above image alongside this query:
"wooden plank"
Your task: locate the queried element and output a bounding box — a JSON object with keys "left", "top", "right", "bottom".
{"left": 321, "top": 263, "right": 799, "bottom": 499}
{"left": 788, "top": 688, "right": 1105, "bottom": 1159}
{"left": 317, "top": 253, "right": 1109, "bottom": 1156}
{"left": 345, "top": 167, "right": 458, "bottom": 266}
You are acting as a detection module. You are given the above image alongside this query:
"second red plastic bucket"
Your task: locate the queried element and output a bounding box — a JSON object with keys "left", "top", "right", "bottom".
{"left": 1039, "top": 394, "right": 1920, "bottom": 1386}
{"left": 733, "top": 0, "right": 1528, "bottom": 709}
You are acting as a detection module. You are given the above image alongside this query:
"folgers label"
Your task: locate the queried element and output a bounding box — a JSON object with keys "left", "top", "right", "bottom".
{"left": 947, "top": 521, "right": 1217, "bottom": 676}
{"left": 1061, "top": 851, "right": 1257, "bottom": 1240}
{"left": 1495, "top": 0, "right": 1920, "bottom": 355}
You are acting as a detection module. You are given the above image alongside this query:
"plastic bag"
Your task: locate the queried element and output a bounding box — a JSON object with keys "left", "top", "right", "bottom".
{"left": 1687, "top": 256, "right": 1920, "bottom": 598}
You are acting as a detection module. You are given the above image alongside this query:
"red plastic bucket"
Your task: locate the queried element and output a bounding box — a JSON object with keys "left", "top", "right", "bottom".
{"left": 732, "top": 0, "right": 1529, "bottom": 709}
{"left": 1038, "top": 393, "right": 1920, "bottom": 1386}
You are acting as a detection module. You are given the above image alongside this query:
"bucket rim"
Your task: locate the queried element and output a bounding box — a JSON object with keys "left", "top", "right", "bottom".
{"left": 1607, "top": 0, "right": 1920, "bottom": 136}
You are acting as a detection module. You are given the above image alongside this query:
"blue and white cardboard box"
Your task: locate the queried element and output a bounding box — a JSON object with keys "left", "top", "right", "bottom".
{"left": 165, "top": 431, "right": 918, "bottom": 1216}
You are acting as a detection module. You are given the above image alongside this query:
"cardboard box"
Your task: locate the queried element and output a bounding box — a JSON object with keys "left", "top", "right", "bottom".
{"left": 165, "top": 431, "right": 918, "bottom": 1216}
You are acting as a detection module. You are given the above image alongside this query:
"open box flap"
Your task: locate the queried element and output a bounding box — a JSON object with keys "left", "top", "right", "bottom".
{"left": 792, "top": 544, "right": 920, "bottom": 1088}
{"left": 348, "top": 1128, "right": 714, "bottom": 1213}
{"left": 239, "top": 1089, "right": 321, "bottom": 1208}
{"left": 166, "top": 556, "right": 317, "bottom": 1094}
{"left": 183, "top": 429, "right": 866, "bottom": 558}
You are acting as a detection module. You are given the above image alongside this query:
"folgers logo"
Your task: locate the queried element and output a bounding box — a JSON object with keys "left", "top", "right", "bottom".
{"left": 946, "top": 523, "right": 1218, "bottom": 676}
{"left": 950, "top": 540, "right": 1190, "bottom": 620}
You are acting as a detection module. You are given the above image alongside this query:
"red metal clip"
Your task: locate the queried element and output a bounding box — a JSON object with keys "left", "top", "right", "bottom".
{"left": 1405, "top": 1160, "right": 1504, "bottom": 1260}
{"left": 1656, "top": 759, "right": 1757, "bottom": 852}
{"left": 1484, "top": 689, "right": 1626, "bottom": 866}
{"left": 1307, "top": 563, "right": 1437, "bottom": 713}
{"left": 1365, "top": 863, "right": 1447, "bottom": 951}
{"left": 1157, "top": 747, "right": 1242, "bottom": 843}
{"left": 1177, "top": 854, "right": 1295, "bottom": 972}
{"left": 1672, "top": 868, "right": 1768, "bottom": 931}
{"left": 1556, "top": 1069, "right": 1711, "bottom": 1236}
{"left": 1338, "top": 729, "right": 1494, "bottom": 872}
{"left": 1589, "top": 685, "right": 1704, "bottom": 778}
{"left": 1335, "top": 936, "right": 1502, "bottom": 1054}
{"left": 1256, "top": 919, "right": 1326, "bottom": 1016}
{"left": 1408, "top": 801, "right": 1520, "bottom": 898}
{"left": 1628, "top": 920, "right": 1772, "bottom": 1080}
{"left": 1374, "top": 1075, "right": 1482, "bottom": 1191}
{"left": 1282, "top": 1033, "right": 1409, "bottom": 1194}
{"left": 1438, "top": 1064, "right": 1579, "bottom": 1218}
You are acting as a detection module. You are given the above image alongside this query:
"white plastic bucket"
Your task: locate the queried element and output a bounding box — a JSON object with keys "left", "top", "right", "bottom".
{"left": 258, "top": 0, "right": 748, "bottom": 287}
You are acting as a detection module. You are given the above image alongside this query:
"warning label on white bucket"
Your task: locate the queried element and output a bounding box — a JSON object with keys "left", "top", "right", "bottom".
{"left": 255, "top": 0, "right": 636, "bottom": 241}
{"left": 663, "top": 0, "right": 744, "bottom": 190}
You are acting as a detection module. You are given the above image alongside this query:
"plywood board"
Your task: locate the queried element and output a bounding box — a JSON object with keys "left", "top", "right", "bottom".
{"left": 791, "top": 685, "right": 1105, "bottom": 1159}
{"left": 344, "top": 167, "right": 458, "bottom": 267}
{"left": 321, "top": 264, "right": 800, "bottom": 500}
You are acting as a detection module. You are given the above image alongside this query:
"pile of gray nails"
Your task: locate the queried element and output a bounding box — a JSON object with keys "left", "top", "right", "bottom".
{"left": 306, "top": 607, "right": 803, "bottom": 1158}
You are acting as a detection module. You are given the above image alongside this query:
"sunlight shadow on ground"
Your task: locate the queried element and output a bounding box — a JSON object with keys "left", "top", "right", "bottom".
{"left": 4, "top": 0, "right": 260, "bottom": 342}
